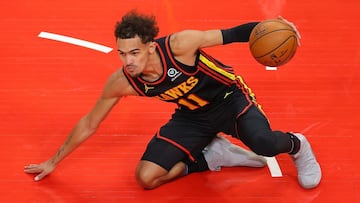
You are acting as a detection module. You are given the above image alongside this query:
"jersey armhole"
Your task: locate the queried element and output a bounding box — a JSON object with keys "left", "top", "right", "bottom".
{"left": 165, "top": 35, "right": 199, "bottom": 75}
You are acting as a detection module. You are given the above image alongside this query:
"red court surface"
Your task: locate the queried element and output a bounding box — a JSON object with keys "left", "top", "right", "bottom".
{"left": 1, "top": 0, "right": 359, "bottom": 202}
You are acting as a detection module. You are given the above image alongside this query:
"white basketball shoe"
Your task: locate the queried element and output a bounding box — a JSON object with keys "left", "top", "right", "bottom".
{"left": 291, "top": 133, "right": 322, "bottom": 189}
{"left": 203, "top": 135, "right": 267, "bottom": 171}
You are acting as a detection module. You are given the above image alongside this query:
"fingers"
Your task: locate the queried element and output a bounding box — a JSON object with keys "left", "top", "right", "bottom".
{"left": 24, "top": 162, "right": 54, "bottom": 181}
{"left": 35, "top": 172, "right": 47, "bottom": 181}
{"left": 24, "top": 164, "right": 42, "bottom": 174}
{"left": 24, "top": 164, "right": 48, "bottom": 181}
{"left": 277, "top": 15, "right": 302, "bottom": 47}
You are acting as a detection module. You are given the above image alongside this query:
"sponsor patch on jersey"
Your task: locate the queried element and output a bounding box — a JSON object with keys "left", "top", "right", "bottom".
{"left": 167, "top": 68, "right": 182, "bottom": 82}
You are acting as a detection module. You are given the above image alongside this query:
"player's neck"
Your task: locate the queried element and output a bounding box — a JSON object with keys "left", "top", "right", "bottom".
{"left": 141, "top": 52, "right": 163, "bottom": 82}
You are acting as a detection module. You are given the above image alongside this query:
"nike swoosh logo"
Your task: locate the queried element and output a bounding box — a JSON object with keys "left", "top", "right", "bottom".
{"left": 224, "top": 91, "right": 233, "bottom": 99}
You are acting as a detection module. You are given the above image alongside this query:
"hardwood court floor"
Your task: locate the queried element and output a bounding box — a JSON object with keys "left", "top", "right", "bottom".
{"left": 0, "top": 0, "right": 359, "bottom": 202}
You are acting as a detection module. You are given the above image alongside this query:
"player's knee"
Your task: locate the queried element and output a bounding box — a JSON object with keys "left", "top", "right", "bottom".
{"left": 135, "top": 167, "right": 157, "bottom": 189}
{"left": 136, "top": 172, "right": 156, "bottom": 189}
{"left": 135, "top": 161, "right": 168, "bottom": 190}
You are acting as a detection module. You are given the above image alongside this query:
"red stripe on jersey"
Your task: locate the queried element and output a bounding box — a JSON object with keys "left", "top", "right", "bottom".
{"left": 198, "top": 62, "right": 233, "bottom": 85}
{"left": 197, "top": 52, "right": 236, "bottom": 84}
{"left": 200, "top": 51, "right": 235, "bottom": 74}
{"left": 234, "top": 77, "right": 255, "bottom": 107}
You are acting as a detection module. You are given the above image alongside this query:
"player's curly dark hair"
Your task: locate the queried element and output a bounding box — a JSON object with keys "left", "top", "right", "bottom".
{"left": 114, "top": 10, "right": 159, "bottom": 44}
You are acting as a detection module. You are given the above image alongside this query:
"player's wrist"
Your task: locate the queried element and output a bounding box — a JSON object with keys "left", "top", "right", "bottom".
{"left": 221, "top": 22, "right": 259, "bottom": 44}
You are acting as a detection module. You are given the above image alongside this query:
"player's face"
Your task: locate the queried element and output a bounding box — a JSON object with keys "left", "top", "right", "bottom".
{"left": 116, "top": 36, "right": 152, "bottom": 78}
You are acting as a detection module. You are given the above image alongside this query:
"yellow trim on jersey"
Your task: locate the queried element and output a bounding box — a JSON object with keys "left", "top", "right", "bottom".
{"left": 200, "top": 53, "right": 267, "bottom": 117}
{"left": 236, "top": 75, "right": 255, "bottom": 98}
{"left": 199, "top": 54, "right": 236, "bottom": 81}
{"left": 236, "top": 75, "right": 265, "bottom": 115}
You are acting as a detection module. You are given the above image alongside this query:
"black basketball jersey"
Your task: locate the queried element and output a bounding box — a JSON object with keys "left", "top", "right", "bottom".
{"left": 123, "top": 35, "right": 254, "bottom": 111}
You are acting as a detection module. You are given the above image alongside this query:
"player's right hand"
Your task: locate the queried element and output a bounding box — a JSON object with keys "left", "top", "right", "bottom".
{"left": 24, "top": 160, "right": 56, "bottom": 181}
{"left": 277, "top": 16, "right": 301, "bottom": 47}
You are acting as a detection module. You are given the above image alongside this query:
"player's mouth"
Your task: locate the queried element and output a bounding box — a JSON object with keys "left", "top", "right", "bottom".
{"left": 126, "top": 65, "right": 137, "bottom": 73}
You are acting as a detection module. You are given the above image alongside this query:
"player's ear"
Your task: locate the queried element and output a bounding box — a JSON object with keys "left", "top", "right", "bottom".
{"left": 148, "top": 41, "right": 156, "bottom": 54}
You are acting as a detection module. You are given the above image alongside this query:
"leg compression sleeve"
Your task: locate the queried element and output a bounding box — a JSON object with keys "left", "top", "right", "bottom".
{"left": 236, "top": 105, "right": 293, "bottom": 156}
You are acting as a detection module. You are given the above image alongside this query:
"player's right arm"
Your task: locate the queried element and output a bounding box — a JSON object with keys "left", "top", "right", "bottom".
{"left": 24, "top": 69, "right": 136, "bottom": 181}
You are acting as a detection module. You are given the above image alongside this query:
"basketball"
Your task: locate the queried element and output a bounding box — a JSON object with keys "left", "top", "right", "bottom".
{"left": 249, "top": 19, "right": 298, "bottom": 67}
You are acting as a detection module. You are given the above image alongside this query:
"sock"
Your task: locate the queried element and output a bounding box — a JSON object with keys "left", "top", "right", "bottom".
{"left": 287, "top": 133, "right": 301, "bottom": 155}
{"left": 183, "top": 153, "right": 209, "bottom": 175}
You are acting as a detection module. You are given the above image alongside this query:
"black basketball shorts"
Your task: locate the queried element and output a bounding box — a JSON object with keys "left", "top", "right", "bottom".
{"left": 141, "top": 90, "right": 253, "bottom": 171}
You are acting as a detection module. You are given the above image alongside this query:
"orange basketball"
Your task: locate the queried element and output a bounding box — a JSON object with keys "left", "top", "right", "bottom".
{"left": 249, "top": 19, "right": 298, "bottom": 67}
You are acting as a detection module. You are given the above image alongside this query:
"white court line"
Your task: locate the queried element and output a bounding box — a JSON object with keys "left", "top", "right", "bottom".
{"left": 265, "top": 66, "right": 278, "bottom": 71}
{"left": 265, "top": 157, "right": 283, "bottom": 177}
{"left": 38, "top": 32, "right": 113, "bottom": 53}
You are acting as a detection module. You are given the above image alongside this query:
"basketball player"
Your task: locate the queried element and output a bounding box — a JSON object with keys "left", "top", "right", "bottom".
{"left": 24, "top": 11, "right": 321, "bottom": 189}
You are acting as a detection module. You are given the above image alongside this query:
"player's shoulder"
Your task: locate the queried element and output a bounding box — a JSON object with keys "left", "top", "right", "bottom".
{"left": 168, "top": 30, "right": 200, "bottom": 56}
